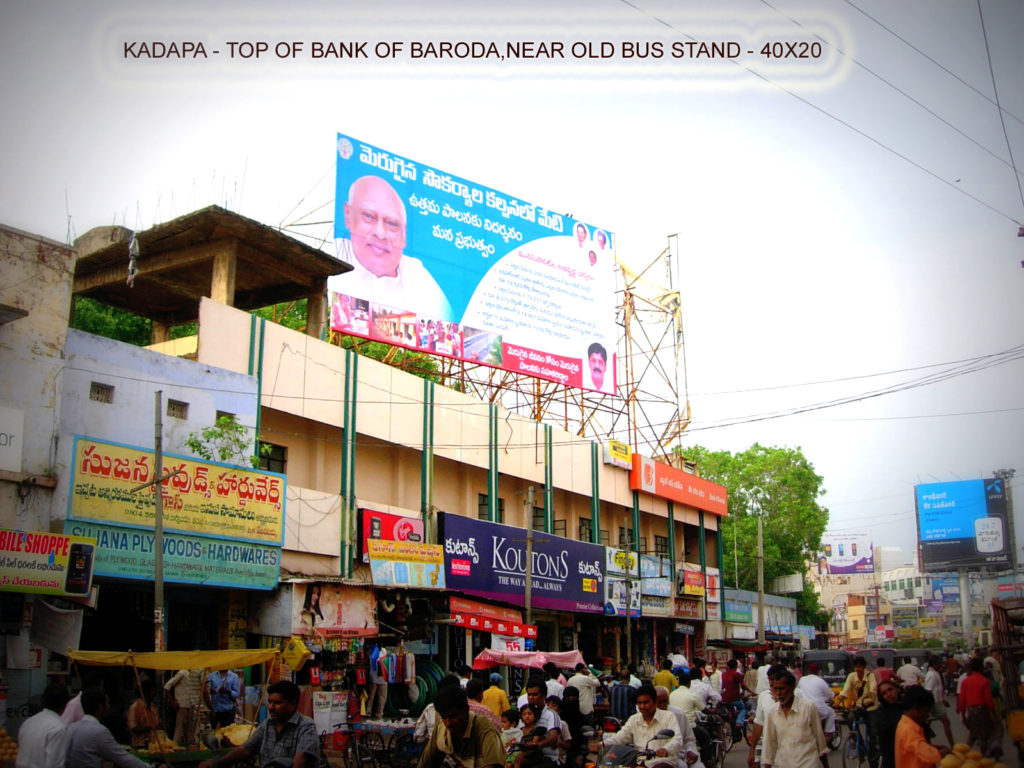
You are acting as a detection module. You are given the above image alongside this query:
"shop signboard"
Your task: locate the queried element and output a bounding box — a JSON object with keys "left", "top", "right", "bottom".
{"left": 678, "top": 568, "right": 706, "bottom": 597}
{"left": 640, "top": 554, "right": 672, "bottom": 597}
{"left": 450, "top": 595, "right": 537, "bottom": 638}
{"left": 929, "top": 575, "right": 960, "bottom": 603}
{"left": 69, "top": 436, "right": 285, "bottom": 545}
{"left": 675, "top": 597, "right": 703, "bottom": 619}
{"left": 331, "top": 134, "right": 618, "bottom": 394}
{"left": 604, "top": 577, "right": 642, "bottom": 618}
{"left": 641, "top": 594, "right": 672, "bottom": 617}
{"left": 0, "top": 528, "right": 96, "bottom": 597}
{"left": 724, "top": 600, "right": 752, "bottom": 623}
{"left": 441, "top": 513, "right": 605, "bottom": 613}
{"left": 64, "top": 520, "right": 280, "bottom": 589}
{"left": 367, "top": 539, "right": 445, "bottom": 589}
{"left": 360, "top": 508, "right": 424, "bottom": 563}
{"left": 817, "top": 530, "right": 874, "bottom": 575}
{"left": 915, "top": 478, "right": 1013, "bottom": 570}
{"left": 630, "top": 455, "right": 728, "bottom": 516}
{"left": 706, "top": 602, "right": 721, "bottom": 621}
{"left": 603, "top": 440, "right": 632, "bottom": 469}
{"left": 705, "top": 567, "right": 721, "bottom": 603}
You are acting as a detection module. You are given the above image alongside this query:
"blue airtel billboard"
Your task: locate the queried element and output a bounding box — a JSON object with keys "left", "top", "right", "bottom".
{"left": 914, "top": 478, "right": 1012, "bottom": 570}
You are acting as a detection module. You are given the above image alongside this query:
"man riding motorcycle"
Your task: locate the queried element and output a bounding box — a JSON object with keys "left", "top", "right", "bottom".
{"left": 603, "top": 684, "right": 682, "bottom": 768}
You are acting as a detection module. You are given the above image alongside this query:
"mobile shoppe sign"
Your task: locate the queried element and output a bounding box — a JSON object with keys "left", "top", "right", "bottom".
{"left": 441, "top": 513, "right": 606, "bottom": 613}
{"left": 915, "top": 478, "right": 1013, "bottom": 570}
{"left": 66, "top": 436, "right": 284, "bottom": 589}
{"left": 0, "top": 529, "right": 97, "bottom": 597}
{"left": 329, "top": 134, "right": 618, "bottom": 394}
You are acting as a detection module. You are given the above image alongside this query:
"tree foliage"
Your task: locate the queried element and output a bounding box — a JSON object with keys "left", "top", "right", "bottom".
{"left": 680, "top": 443, "right": 831, "bottom": 628}
{"left": 71, "top": 297, "right": 152, "bottom": 346}
{"left": 335, "top": 334, "right": 442, "bottom": 383}
{"left": 185, "top": 413, "right": 260, "bottom": 468}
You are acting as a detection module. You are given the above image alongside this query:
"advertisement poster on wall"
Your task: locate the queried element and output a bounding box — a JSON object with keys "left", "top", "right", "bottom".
{"left": 330, "top": 134, "right": 617, "bottom": 393}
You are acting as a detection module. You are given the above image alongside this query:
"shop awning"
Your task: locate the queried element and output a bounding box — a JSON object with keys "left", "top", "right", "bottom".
{"left": 726, "top": 639, "right": 772, "bottom": 653}
{"left": 450, "top": 595, "right": 537, "bottom": 639}
{"left": 472, "top": 649, "right": 584, "bottom": 670}
{"left": 68, "top": 648, "right": 279, "bottom": 670}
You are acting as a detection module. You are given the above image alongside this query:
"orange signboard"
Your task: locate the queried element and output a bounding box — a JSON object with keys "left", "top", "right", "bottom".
{"left": 630, "top": 455, "right": 728, "bottom": 516}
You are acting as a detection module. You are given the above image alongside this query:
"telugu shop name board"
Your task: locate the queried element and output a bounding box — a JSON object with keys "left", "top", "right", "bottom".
{"left": 0, "top": 528, "right": 96, "bottom": 597}
{"left": 630, "top": 455, "right": 728, "bottom": 516}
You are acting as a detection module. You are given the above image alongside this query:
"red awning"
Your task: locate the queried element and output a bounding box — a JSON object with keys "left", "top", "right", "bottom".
{"left": 450, "top": 595, "right": 538, "bottom": 638}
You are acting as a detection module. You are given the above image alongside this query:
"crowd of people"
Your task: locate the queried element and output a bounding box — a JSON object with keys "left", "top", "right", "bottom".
{"left": 412, "top": 646, "right": 1010, "bottom": 768}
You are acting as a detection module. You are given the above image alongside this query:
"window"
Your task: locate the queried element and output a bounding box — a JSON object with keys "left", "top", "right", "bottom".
{"left": 914, "top": 577, "right": 921, "bottom": 587}
{"left": 258, "top": 442, "right": 286, "bottom": 474}
{"left": 532, "top": 506, "right": 545, "bottom": 531}
{"left": 654, "top": 535, "right": 669, "bottom": 557}
{"left": 477, "top": 494, "right": 505, "bottom": 523}
{"left": 90, "top": 382, "right": 114, "bottom": 403}
{"left": 852, "top": 620, "right": 859, "bottom": 630}
{"left": 579, "top": 517, "right": 593, "bottom": 542}
{"left": 898, "top": 579, "right": 905, "bottom": 590}
{"left": 618, "top": 527, "right": 633, "bottom": 549}
{"left": 166, "top": 399, "right": 189, "bottom": 420}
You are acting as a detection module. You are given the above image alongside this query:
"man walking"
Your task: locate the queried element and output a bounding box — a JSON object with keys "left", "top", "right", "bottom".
{"left": 761, "top": 670, "right": 828, "bottom": 768}
{"left": 16, "top": 683, "right": 69, "bottom": 768}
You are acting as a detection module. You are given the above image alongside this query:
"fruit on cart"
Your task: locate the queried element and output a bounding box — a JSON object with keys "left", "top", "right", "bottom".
{"left": 0, "top": 726, "right": 18, "bottom": 760}
{"left": 216, "top": 723, "right": 255, "bottom": 746}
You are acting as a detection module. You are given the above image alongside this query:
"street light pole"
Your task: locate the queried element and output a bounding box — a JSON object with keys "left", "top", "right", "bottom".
{"left": 153, "top": 391, "right": 165, "bottom": 652}
{"left": 757, "top": 514, "right": 765, "bottom": 644}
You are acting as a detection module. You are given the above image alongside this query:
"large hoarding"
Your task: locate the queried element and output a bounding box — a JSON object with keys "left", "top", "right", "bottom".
{"left": 330, "top": 134, "right": 617, "bottom": 393}
{"left": 915, "top": 478, "right": 1013, "bottom": 570}
{"left": 441, "top": 513, "right": 605, "bottom": 613}
{"left": 817, "top": 530, "right": 874, "bottom": 575}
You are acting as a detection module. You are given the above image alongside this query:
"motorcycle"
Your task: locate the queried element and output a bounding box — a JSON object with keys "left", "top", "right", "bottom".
{"left": 589, "top": 727, "right": 678, "bottom": 768}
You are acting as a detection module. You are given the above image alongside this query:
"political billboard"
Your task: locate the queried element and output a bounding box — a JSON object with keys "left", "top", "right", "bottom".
{"left": 330, "top": 134, "right": 617, "bottom": 393}
{"left": 915, "top": 478, "right": 1013, "bottom": 570}
{"left": 817, "top": 530, "right": 873, "bottom": 575}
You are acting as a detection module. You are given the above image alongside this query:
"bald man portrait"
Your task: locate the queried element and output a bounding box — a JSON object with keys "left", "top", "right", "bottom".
{"left": 329, "top": 175, "right": 453, "bottom": 321}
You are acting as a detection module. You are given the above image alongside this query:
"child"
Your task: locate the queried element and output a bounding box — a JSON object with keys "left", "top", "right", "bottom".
{"left": 501, "top": 708, "right": 524, "bottom": 753}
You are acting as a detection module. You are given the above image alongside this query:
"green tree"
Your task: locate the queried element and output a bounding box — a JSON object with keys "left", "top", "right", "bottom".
{"left": 680, "top": 443, "right": 831, "bottom": 628}
{"left": 71, "top": 297, "right": 152, "bottom": 346}
{"left": 336, "top": 334, "right": 442, "bottom": 383}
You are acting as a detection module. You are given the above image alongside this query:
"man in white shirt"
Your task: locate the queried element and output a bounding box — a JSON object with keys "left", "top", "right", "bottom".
{"left": 794, "top": 662, "right": 836, "bottom": 741}
{"left": 655, "top": 685, "right": 703, "bottom": 768}
{"left": 923, "top": 654, "right": 954, "bottom": 747}
{"left": 604, "top": 685, "right": 682, "bottom": 762}
{"left": 761, "top": 671, "right": 827, "bottom": 768}
{"left": 669, "top": 673, "right": 704, "bottom": 728}
{"left": 896, "top": 658, "right": 924, "bottom": 687}
{"left": 688, "top": 669, "right": 721, "bottom": 709}
{"left": 566, "top": 664, "right": 601, "bottom": 723}
{"left": 16, "top": 683, "right": 69, "bottom": 768}
{"left": 329, "top": 175, "right": 452, "bottom": 322}
{"left": 524, "top": 677, "right": 564, "bottom": 765}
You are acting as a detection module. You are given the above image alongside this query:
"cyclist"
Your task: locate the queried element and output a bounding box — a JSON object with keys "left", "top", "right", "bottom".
{"left": 720, "top": 659, "right": 755, "bottom": 733}
{"left": 841, "top": 656, "right": 879, "bottom": 767}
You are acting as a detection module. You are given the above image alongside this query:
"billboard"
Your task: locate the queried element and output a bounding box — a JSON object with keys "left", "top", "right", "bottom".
{"left": 441, "top": 513, "right": 605, "bottom": 613}
{"left": 359, "top": 508, "right": 424, "bottom": 563}
{"left": 915, "top": 478, "right": 1013, "bottom": 570}
{"left": 630, "top": 454, "right": 729, "bottom": 516}
{"left": 817, "top": 530, "right": 873, "bottom": 575}
{"left": 330, "top": 134, "right": 617, "bottom": 393}
{"left": 0, "top": 529, "right": 96, "bottom": 597}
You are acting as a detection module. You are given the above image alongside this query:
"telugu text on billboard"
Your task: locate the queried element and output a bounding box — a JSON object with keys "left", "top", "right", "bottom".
{"left": 817, "top": 530, "right": 874, "bottom": 575}
{"left": 330, "top": 134, "right": 618, "bottom": 393}
{"left": 367, "top": 539, "right": 446, "bottom": 589}
{"left": 441, "top": 513, "right": 605, "bottom": 613}
{"left": 69, "top": 436, "right": 285, "bottom": 545}
{"left": 360, "top": 508, "right": 424, "bottom": 563}
{"left": 0, "top": 528, "right": 96, "bottom": 597}
{"left": 915, "top": 478, "right": 1012, "bottom": 570}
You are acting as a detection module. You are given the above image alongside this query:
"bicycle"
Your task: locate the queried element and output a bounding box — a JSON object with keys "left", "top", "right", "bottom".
{"left": 840, "top": 712, "right": 871, "bottom": 768}
{"left": 694, "top": 708, "right": 728, "bottom": 768}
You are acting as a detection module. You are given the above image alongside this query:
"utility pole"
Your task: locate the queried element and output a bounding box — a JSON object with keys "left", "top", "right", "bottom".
{"left": 624, "top": 545, "right": 632, "bottom": 665}
{"left": 152, "top": 391, "right": 165, "bottom": 652}
{"left": 757, "top": 515, "right": 765, "bottom": 643}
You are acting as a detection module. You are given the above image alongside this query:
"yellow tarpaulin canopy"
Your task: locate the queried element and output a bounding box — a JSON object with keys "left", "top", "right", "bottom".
{"left": 67, "top": 648, "right": 279, "bottom": 670}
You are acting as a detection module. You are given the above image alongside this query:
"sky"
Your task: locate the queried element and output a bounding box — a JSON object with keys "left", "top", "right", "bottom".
{"left": 2, "top": 0, "right": 1023, "bottom": 567}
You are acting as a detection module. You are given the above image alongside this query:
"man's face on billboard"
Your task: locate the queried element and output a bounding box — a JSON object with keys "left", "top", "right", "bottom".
{"left": 589, "top": 351, "right": 606, "bottom": 388}
{"left": 344, "top": 176, "right": 406, "bottom": 278}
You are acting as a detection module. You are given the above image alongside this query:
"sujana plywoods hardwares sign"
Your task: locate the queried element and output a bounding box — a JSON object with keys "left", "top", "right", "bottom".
{"left": 915, "top": 478, "right": 1013, "bottom": 570}
{"left": 329, "top": 134, "right": 618, "bottom": 394}
{"left": 441, "top": 513, "right": 605, "bottom": 613}
{"left": 0, "top": 529, "right": 96, "bottom": 597}
{"left": 69, "top": 436, "right": 285, "bottom": 545}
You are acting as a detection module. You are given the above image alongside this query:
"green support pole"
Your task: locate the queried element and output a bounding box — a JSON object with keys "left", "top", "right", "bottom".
{"left": 590, "top": 442, "right": 600, "bottom": 543}
{"left": 699, "top": 510, "right": 707, "bottom": 621}
{"left": 715, "top": 518, "right": 725, "bottom": 577}
{"left": 631, "top": 491, "right": 641, "bottom": 554}
{"left": 421, "top": 378, "right": 435, "bottom": 536}
{"left": 488, "top": 403, "right": 497, "bottom": 521}
{"left": 667, "top": 501, "right": 676, "bottom": 567}
{"left": 253, "top": 318, "right": 265, "bottom": 458}
{"left": 544, "top": 424, "right": 553, "bottom": 533}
